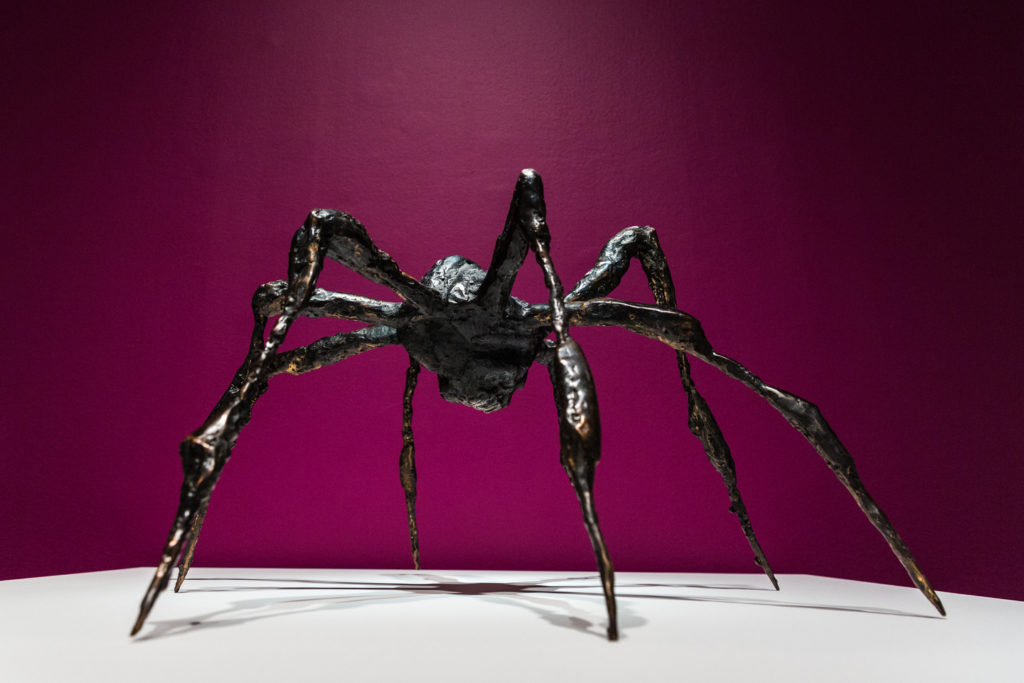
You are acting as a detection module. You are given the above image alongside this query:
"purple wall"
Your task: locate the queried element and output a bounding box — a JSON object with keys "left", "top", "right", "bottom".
{"left": 4, "top": 1, "right": 1022, "bottom": 602}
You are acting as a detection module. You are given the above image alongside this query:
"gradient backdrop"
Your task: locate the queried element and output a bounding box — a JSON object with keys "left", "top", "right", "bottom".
{"left": 4, "top": 1, "right": 1022, "bottom": 604}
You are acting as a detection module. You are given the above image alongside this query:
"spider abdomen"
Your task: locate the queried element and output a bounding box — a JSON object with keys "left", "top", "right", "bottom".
{"left": 397, "top": 309, "right": 546, "bottom": 413}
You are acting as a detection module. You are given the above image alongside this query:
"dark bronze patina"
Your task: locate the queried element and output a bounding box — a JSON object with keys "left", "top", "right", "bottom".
{"left": 132, "top": 170, "right": 945, "bottom": 640}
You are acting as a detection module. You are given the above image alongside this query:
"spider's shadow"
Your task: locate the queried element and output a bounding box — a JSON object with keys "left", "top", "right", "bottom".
{"left": 134, "top": 573, "right": 936, "bottom": 642}
{"left": 136, "top": 573, "right": 632, "bottom": 641}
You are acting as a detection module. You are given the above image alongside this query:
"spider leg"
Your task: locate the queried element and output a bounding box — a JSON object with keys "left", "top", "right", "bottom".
{"left": 560, "top": 298, "right": 946, "bottom": 616}
{"left": 173, "top": 497, "right": 208, "bottom": 592}
{"left": 173, "top": 282, "right": 407, "bottom": 589}
{"left": 251, "top": 280, "right": 408, "bottom": 325}
{"left": 503, "top": 170, "right": 618, "bottom": 640}
{"left": 132, "top": 324, "right": 398, "bottom": 636}
{"left": 565, "top": 226, "right": 778, "bottom": 588}
{"left": 134, "top": 214, "right": 424, "bottom": 637}
{"left": 311, "top": 209, "right": 442, "bottom": 312}
{"left": 175, "top": 327, "right": 399, "bottom": 579}
{"left": 475, "top": 178, "right": 535, "bottom": 310}
{"left": 399, "top": 356, "right": 422, "bottom": 569}
{"left": 173, "top": 288, "right": 407, "bottom": 589}
{"left": 542, "top": 339, "right": 618, "bottom": 640}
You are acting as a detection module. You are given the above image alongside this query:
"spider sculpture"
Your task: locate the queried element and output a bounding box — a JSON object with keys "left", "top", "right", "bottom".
{"left": 132, "top": 169, "right": 945, "bottom": 640}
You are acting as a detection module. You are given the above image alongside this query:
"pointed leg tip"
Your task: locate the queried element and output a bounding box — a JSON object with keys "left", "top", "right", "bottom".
{"left": 913, "top": 572, "right": 945, "bottom": 616}
{"left": 131, "top": 592, "right": 158, "bottom": 637}
{"left": 607, "top": 626, "right": 619, "bottom": 641}
{"left": 753, "top": 556, "right": 779, "bottom": 590}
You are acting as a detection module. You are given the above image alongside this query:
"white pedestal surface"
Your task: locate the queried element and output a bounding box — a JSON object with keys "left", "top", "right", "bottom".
{"left": 1, "top": 568, "right": 1020, "bottom": 681}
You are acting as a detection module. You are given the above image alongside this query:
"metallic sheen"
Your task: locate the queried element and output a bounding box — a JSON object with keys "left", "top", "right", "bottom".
{"left": 132, "top": 170, "right": 945, "bottom": 639}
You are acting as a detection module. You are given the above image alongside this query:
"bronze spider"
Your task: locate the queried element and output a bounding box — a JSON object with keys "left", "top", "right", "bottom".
{"left": 132, "top": 169, "right": 944, "bottom": 640}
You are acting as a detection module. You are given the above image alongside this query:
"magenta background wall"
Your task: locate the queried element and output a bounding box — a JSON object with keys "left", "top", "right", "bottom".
{"left": 4, "top": 1, "right": 1022, "bottom": 603}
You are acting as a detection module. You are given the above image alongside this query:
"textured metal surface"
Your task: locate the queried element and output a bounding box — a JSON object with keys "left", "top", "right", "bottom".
{"left": 400, "top": 356, "right": 421, "bottom": 570}
{"left": 132, "top": 170, "right": 945, "bottom": 639}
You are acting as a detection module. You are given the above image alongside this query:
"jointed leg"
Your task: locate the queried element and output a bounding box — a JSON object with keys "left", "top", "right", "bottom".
{"left": 172, "top": 288, "right": 407, "bottom": 590}
{"left": 675, "top": 355, "right": 779, "bottom": 587}
{"left": 251, "top": 280, "right": 407, "bottom": 326}
{"left": 566, "top": 227, "right": 778, "bottom": 588}
{"left": 132, "top": 324, "right": 397, "bottom": 635}
{"left": 563, "top": 298, "right": 946, "bottom": 616}
{"left": 545, "top": 339, "right": 618, "bottom": 640}
{"left": 475, "top": 176, "right": 535, "bottom": 311}
{"left": 507, "top": 170, "right": 618, "bottom": 640}
{"left": 176, "top": 325, "right": 400, "bottom": 587}
{"left": 132, "top": 209, "right": 417, "bottom": 636}
{"left": 564, "top": 225, "right": 674, "bottom": 305}
{"left": 399, "top": 356, "right": 422, "bottom": 569}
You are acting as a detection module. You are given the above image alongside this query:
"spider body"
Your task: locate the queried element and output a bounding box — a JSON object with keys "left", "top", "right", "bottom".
{"left": 132, "top": 170, "right": 944, "bottom": 640}
{"left": 402, "top": 256, "right": 544, "bottom": 412}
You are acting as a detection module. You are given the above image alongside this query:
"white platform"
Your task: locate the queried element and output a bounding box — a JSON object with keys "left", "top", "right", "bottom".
{"left": 0, "top": 568, "right": 1020, "bottom": 682}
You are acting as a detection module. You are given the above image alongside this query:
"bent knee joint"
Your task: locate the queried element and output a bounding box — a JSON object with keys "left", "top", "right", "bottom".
{"left": 252, "top": 281, "right": 287, "bottom": 316}
{"left": 179, "top": 436, "right": 220, "bottom": 489}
